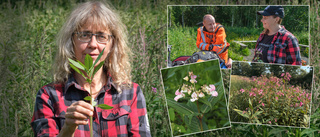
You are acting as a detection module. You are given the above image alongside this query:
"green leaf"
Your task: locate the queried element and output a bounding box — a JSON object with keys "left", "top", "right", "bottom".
{"left": 85, "top": 54, "right": 93, "bottom": 70}
{"left": 68, "top": 58, "right": 86, "bottom": 71}
{"left": 92, "top": 61, "right": 105, "bottom": 77}
{"left": 167, "top": 99, "right": 194, "bottom": 115}
{"left": 93, "top": 48, "right": 105, "bottom": 66}
{"left": 168, "top": 108, "right": 175, "bottom": 122}
{"left": 198, "top": 98, "right": 212, "bottom": 113}
{"left": 233, "top": 109, "right": 250, "bottom": 119}
{"left": 84, "top": 96, "right": 92, "bottom": 101}
{"left": 97, "top": 104, "right": 113, "bottom": 110}
{"left": 69, "top": 63, "right": 87, "bottom": 79}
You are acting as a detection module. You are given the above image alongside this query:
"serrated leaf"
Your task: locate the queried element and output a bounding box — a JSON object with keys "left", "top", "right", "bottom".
{"left": 85, "top": 54, "right": 93, "bottom": 69}
{"left": 69, "top": 63, "right": 87, "bottom": 79}
{"left": 68, "top": 58, "right": 86, "bottom": 71}
{"left": 93, "top": 61, "right": 105, "bottom": 76}
{"left": 84, "top": 96, "right": 92, "bottom": 101}
{"left": 93, "top": 48, "right": 105, "bottom": 66}
{"left": 97, "top": 104, "right": 113, "bottom": 110}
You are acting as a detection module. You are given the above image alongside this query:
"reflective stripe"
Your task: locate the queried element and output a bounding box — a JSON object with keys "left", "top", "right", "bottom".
{"left": 211, "top": 40, "right": 228, "bottom": 55}
{"left": 200, "top": 27, "right": 206, "bottom": 43}
{"left": 199, "top": 43, "right": 207, "bottom": 50}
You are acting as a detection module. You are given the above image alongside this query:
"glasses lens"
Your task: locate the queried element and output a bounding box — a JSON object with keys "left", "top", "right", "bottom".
{"left": 97, "top": 34, "right": 108, "bottom": 43}
{"left": 78, "top": 33, "right": 91, "bottom": 42}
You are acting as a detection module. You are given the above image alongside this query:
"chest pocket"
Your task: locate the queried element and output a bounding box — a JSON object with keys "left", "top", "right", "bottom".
{"left": 101, "top": 106, "right": 131, "bottom": 134}
{"left": 270, "top": 41, "right": 288, "bottom": 64}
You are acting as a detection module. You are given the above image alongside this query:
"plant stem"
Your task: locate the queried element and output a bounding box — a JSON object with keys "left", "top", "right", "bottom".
{"left": 196, "top": 100, "right": 203, "bottom": 131}
{"left": 90, "top": 81, "right": 93, "bottom": 137}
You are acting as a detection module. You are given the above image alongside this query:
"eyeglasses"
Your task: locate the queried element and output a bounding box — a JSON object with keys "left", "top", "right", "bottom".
{"left": 73, "top": 32, "right": 113, "bottom": 44}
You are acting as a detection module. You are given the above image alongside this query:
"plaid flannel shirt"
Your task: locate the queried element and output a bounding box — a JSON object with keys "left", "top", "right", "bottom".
{"left": 31, "top": 74, "right": 151, "bottom": 137}
{"left": 252, "top": 26, "right": 302, "bottom": 65}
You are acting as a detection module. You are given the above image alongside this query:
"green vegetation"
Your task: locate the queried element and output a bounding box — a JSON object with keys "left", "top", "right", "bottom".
{"left": 0, "top": 0, "right": 319, "bottom": 137}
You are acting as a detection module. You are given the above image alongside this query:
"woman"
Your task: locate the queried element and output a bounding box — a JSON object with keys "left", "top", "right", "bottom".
{"left": 252, "top": 6, "right": 302, "bottom": 65}
{"left": 31, "top": 1, "right": 151, "bottom": 137}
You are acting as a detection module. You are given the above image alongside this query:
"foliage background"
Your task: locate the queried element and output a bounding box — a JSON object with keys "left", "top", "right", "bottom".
{"left": 0, "top": 0, "right": 319, "bottom": 137}
{"left": 161, "top": 60, "right": 230, "bottom": 136}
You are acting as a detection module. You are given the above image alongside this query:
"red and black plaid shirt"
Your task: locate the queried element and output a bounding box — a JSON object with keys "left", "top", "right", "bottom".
{"left": 31, "top": 74, "right": 151, "bottom": 137}
{"left": 252, "top": 26, "right": 302, "bottom": 65}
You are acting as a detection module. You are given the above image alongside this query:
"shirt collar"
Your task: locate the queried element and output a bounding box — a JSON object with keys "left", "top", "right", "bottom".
{"left": 64, "top": 72, "right": 116, "bottom": 94}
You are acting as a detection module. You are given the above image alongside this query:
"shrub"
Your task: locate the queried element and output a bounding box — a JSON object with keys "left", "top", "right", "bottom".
{"left": 230, "top": 73, "right": 311, "bottom": 127}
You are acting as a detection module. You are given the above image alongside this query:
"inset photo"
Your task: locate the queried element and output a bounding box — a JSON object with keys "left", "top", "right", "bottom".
{"left": 161, "top": 59, "right": 231, "bottom": 136}
{"left": 229, "top": 61, "right": 313, "bottom": 128}
{"left": 167, "top": 5, "right": 309, "bottom": 68}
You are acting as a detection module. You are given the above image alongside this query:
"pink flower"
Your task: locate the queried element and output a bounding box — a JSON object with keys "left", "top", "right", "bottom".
{"left": 300, "top": 102, "right": 303, "bottom": 107}
{"left": 152, "top": 87, "right": 157, "bottom": 93}
{"left": 281, "top": 73, "right": 285, "bottom": 77}
{"left": 174, "top": 94, "right": 183, "bottom": 101}
{"left": 268, "top": 121, "right": 271, "bottom": 124}
{"left": 240, "top": 89, "right": 245, "bottom": 93}
{"left": 275, "top": 118, "right": 277, "bottom": 122}
{"left": 275, "top": 97, "right": 278, "bottom": 100}
{"left": 210, "top": 91, "right": 218, "bottom": 97}
{"left": 175, "top": 89, "right": 181, "bottom": 95}
{"left": 262, "top": 103, "right": 265, "bottom": 107}
{"left": 209, "top": 84, "right": 216, "bottom": 92}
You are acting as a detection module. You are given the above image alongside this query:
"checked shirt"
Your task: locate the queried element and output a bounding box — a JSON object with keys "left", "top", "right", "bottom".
{"left": 31, "top": 74, "right": 151, "bottom": 137}
{"left": 252, "top": 26, "right": 302, "bottom": 65}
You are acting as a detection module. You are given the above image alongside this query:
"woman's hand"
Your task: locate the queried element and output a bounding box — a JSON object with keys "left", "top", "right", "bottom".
{"left": 58, "top": 101, "right": 94, "bottom": 137}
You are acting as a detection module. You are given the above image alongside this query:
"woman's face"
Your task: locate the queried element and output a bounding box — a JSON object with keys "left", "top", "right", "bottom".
{"left": 261, "top": 16, "right": 278, "bottom": 29}
{"left": 73, "top": 23, "right": 113, "bottom": 66}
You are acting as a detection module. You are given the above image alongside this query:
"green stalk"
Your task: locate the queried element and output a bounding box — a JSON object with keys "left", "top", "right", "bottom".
{"left": 90, "top": 80, "right": 93, "bottom": 137}
{"left": 196, "top": 100, "right": 203, "bottom": 131}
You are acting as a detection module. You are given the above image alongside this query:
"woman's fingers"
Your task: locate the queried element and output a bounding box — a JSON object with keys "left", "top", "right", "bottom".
{"left": 65, "top": 101, "right": 94, "bottom": 126}
{"left": 65, "top": 118, "right": 89, "bottom": 125}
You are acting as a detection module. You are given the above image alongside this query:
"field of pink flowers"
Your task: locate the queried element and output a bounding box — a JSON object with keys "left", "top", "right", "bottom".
{"left": 229, "top": 73, "right": 311, "bottom": 127}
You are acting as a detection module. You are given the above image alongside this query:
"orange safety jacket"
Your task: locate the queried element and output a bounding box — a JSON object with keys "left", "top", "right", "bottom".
{"left": 196, "top": 23, "right": 230, "bottom": 63}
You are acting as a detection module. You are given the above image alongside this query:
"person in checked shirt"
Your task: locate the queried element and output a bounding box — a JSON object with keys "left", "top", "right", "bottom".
{"left": 252, "top": 5, "right": 302, "bottom": 65}
{"left": 31, "top": 1, "right": 151, "bottom": 137}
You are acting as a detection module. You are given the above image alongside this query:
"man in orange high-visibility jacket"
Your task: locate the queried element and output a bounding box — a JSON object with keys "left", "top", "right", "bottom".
{"left": 196, "top": 14, "right": 231, "bottom": 67}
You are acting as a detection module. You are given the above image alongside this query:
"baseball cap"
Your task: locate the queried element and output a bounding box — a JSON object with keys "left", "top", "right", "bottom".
{"left": 257, "top": 6, "right": 285, "bottom": 18}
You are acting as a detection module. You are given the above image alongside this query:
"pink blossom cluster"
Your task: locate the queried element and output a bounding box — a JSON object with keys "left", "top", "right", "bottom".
{"left": 234, "top": 73, "right": 311, "bottom": 125}
{"left": 174, "top": 72, "right": 218, "bottom": 102}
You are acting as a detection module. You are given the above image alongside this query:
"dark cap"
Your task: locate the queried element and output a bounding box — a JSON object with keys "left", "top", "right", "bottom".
{"left": 257, "top": 6, "right": 284, "bottom": 18}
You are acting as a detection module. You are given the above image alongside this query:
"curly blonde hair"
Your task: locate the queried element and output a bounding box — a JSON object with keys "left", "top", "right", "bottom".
{"left": 53, "top": 1, "right": 132, "bottom": 90}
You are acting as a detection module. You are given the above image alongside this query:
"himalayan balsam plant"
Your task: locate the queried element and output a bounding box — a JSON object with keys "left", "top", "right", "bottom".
{"left": 68, "top": 48, "right": 113, "bottom": 137}
{"left": 232, "top": 72, "right": 311, "bottom": 127}
{"left": 172, "top": 72, "right": 218, "bottom": 131}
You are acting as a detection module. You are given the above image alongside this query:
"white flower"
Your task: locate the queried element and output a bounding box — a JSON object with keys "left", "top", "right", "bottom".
{"left": 183, "top": 76, "right": 189, "bottom": 81}
{"left": 198, "top": 92, "right": 205, "bottom": 98}
{"left": 190, "top": 98, "right": 197, "bottom": 102}
{"left": 191, "top": 92, "right": 197, "bottom": 98}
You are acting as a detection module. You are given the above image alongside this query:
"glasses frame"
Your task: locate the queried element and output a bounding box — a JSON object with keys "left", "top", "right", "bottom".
{"left": 73, "top": 32, "right": 113, "bottom": 44}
